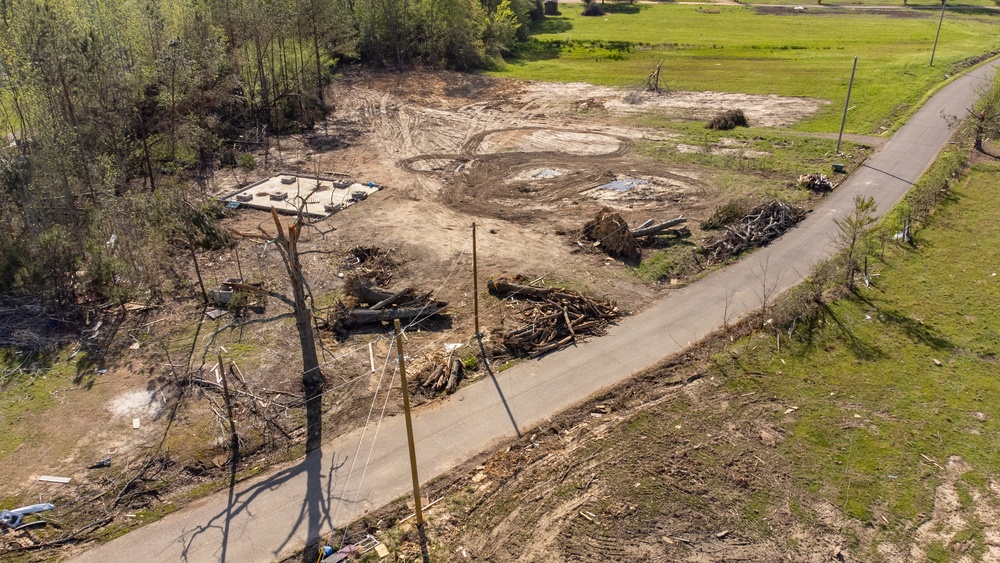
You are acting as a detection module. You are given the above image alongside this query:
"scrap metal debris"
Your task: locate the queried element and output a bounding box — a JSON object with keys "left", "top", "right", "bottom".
{"left": 1, "top": 503, "right": 54, "bottom": 531}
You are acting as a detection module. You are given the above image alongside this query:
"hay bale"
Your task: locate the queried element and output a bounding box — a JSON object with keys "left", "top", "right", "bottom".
{"left": 582, "top": 208, "right": 640, "bottom": 262}
{"left": 706, "top": 109, "right": 749, "bottom": 130}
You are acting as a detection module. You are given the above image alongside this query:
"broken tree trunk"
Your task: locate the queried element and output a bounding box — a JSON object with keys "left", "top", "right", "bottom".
{"left": 334, "top": 302, "right": 448, "bottom": 329}
{"left": 630, "top": 216, "right": 687, "bottom": 237}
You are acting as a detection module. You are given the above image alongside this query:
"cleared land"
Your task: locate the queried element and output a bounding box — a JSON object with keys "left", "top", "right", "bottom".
{"left": 334, "top": 152, "right": 1000, "bottom": 562}
{"left": 1, "top": 7, "right": 998, "bottom": 560}
{"left": 495, "top": 4, "right": 1000, "bottom": 132}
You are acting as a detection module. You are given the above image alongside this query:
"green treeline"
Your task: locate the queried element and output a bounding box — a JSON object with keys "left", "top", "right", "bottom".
{"left": 0, "top": 0, "right": 540, "bottom": 315}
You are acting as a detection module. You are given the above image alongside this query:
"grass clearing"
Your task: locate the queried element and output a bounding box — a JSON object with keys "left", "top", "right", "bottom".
{"left": 717, "top": 159, "right": 1000, "bottom": 549}
{"left": 492, "top": 5, "right": 1000, "bottom": 133}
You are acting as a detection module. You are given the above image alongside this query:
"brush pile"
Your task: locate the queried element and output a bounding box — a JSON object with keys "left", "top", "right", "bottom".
{"left": 797, "top": 173, "right": 835, "bottom": 192}
{"left": 342, "top": 246, "right": 395, "bottom": 286}
{"left": 703, "top": 201, "right": 805, "bottom": 263}
{"left": 488, "top": 277, "right": 621, "bottom": 359}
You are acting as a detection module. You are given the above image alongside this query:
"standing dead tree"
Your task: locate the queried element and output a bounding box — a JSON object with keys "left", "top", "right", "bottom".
{"left": 262, "top": 208, "right": 325, "bottom": 453}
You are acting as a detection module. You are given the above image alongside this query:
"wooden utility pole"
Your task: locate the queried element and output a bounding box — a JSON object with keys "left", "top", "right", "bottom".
{"left": 472, "top": 223, "right": 480, "bottom": 337}
{"left": 837, "top": 56, "right": 858, "bottom": 155}
{"left": 393, "top": 319, "right": 429, "bottom": 562}
{"left": 930, "top": 0, "right": 947, "bottom": 66}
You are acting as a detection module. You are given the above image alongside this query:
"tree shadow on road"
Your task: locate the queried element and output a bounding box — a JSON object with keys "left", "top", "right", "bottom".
{"left": 178, "top": 447, "right": 344, "bottom": 563}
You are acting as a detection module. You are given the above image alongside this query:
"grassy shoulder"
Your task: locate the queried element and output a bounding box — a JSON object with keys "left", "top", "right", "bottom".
{"left": 339, "top": 152, "right": 1000, "bottom": 560}
{"left": 490, "top": 4, "right": 1000, "bottom": 133}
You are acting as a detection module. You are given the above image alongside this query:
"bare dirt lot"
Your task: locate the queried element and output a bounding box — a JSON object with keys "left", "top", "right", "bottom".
{"left": 2, "top": 69, "right": 833, "bottom": 559}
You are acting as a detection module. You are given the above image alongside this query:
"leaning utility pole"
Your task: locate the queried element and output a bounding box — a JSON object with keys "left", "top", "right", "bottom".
{"left": 930, "top": 0, "right": 947, "bottom": 66}
{"left": 393, "top": 319, "right": 429, "bottom": 562}
{"left": 837, "top": 56, "right": 858, "bottom": 155}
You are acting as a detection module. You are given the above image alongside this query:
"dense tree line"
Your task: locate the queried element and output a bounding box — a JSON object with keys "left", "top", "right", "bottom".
{"left": 0, "top": 0, "right": 540, "bottom": 314}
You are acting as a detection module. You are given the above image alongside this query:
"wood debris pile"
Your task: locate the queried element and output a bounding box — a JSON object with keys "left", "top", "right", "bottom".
{"left": 324, "top": 277, "right": 447, "bottom": 336}
{"left": 488, "top": 277, "right": 620, "bottom": 359}
{"left": 797, "top": 173, "right": 835, "bottom": 192}
{"left": 342, "top": 245, "right": 395, "bottom": 286}
{"left": 414, "top": 356, "right": 464, "bottom": 396}
{"left": 703, "top": 201, "right": 805, "bottom": 263}
{"left": 581, "top": 209, "right": 689, "bottom": 261}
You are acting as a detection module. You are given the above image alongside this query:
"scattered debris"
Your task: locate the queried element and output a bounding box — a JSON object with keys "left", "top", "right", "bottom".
{"left": 88, "top": 457, "right": 112, "bottom": 469}
{"left": 38, "top": 476, "right": 71, "bottom": 484}
{"left": 133, "top": 418, "right": 141, "bottom": 429}
{"left": 487, "top": 276, "right": 621, "bottom": 359}
{"left": 703, "top": 201, "right": 805, "bottom": 263}
{"left": 1, "top": 503, "right": 54, "bottom": 530}
{"left": 797, "top": 173, "right": 835, "bottom": 192}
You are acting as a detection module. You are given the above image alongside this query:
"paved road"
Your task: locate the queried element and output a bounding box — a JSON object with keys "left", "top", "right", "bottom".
{"left": 69, "top": 59, "right": 999, "bottom": 563}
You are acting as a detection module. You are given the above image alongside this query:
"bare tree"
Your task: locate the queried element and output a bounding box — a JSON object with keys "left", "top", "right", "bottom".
{"left": 972, "top": 70, "right": 1000, "bottom": 155}
{"left": 262, "top": 208, "right": 325, "bottom": 453}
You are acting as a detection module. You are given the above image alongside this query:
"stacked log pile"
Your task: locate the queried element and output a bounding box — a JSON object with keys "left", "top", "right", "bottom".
{"left": 703, "top": 201, "right": 805, "bottom": 263}
{"left": 325, "top": 277, "right": 446, "bottom": 334}
{"left": 415, "top": 357, "right": 464, "bottom": 396}
{"left": 488, "top": 277, "right": 620, "bottom": 359}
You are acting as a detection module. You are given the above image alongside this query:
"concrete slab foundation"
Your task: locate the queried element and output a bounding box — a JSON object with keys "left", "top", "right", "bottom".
{"left": 221, "top": 173, "right": 382, "bottom": 218}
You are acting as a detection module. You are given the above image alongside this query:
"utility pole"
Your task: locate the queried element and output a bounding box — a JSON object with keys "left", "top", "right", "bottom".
{"left": 837, "top": 56, "right": 858, "bottom": 155}
{"left": 393, "top": 319, "right": 429, "bottom": 562}
{"left": 472, "top": 223, "right": 480, "bottom": 338}
{"left": 930, "top": 0, "right": 947, "bottom": 66}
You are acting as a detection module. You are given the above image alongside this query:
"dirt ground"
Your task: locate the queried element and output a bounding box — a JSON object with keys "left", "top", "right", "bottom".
{"left": 2, "top": 69, "right": 835, "bottom": 559}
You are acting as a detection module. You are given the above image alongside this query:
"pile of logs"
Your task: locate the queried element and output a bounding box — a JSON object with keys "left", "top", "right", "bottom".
{"left": 797, "top": 173, "right": 835, "bottom": 192}
{"left": 415, "top": 357, "right": 464, "bottom": 396}
{"left": 703, "top": 201, "right": 804, "bottom": 263}
{"left": 488, "top": 277, "right": 620, "bottom": 359}
{"left": 325, "top": 277, "right": 447, "bottom": 333}
{"left": 581, "top": 208, "right": 688, "bottom": 262}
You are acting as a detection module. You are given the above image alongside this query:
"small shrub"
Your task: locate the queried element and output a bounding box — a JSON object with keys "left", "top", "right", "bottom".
{"left": 238, "top": 153, "right": 256, "bottom": 171}
{"left": 701, "top": 199, "right": 752, "bottom": 230}
{"left": 706, "top": 109, "right": 749, "bottom": 130}
{"left": 582, "top": 2, "right": 605, "bottom": 16}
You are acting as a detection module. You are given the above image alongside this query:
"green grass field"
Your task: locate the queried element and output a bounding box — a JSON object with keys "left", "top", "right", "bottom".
{"left": 492, "top": 5, "right": 1000, "bottom": 133}
{"left": 720, "top": 155, "right": 1000, "bottom": 553}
